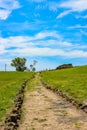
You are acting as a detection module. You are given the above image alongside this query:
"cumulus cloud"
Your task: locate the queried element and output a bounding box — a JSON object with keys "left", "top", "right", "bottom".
{"left": 0, "top": 0, "right": 20, "bottom": 20}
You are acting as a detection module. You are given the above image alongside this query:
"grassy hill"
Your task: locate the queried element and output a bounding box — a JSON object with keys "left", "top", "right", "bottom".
{"left": 41, "top": 65, "right": 87, "bottom": 104}
{"left": 0, "top": 71, "right": 33, "bottom": 121}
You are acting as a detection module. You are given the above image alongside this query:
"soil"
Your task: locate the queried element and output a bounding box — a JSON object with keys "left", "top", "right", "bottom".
{"left": 0, "top": 122, "right": 4, "bottom": 130}
{"left": 18, "top": 74, "right": 87, "bottom": 130}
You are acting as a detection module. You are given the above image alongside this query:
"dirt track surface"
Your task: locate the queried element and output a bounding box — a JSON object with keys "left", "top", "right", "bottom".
{"left": 0, "top": 122, "right": 4, "bottom": 130}
{"left": 18, "top": 74, "right": 87, "bottom": 130}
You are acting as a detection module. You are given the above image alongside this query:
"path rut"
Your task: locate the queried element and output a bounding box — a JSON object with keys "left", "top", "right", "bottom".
{"left": 18, "top": 74, "right": 87, "bottom": 130}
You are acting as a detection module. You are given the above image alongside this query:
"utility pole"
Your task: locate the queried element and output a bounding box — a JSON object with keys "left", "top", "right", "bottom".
{"left": 5, "top": 64, "right": 7, "bottom": 72}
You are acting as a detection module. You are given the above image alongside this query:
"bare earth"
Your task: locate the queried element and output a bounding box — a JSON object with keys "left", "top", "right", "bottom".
{"left": 0, "top": 122, "right": 4, "bottom": 130}
{"left": 18, "top": 75, "right": 87, "bottom": 130}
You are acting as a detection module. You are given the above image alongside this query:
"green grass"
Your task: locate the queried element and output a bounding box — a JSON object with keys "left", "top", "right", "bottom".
{"left": 41, "top": 65, "right": 87, "bottom": 104}
{"left": 0, "top": 71, "right": 33, "bottom": 121}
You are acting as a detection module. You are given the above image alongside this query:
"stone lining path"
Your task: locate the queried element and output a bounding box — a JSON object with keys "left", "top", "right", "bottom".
{"left": 18, "top": 74, "right": 87, "bottom": 130}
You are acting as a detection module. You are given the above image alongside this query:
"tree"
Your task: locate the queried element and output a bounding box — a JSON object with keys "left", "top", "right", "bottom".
{"left": 30, "top": 64, "right": 33, "bottom": 71}
{"left": 29, "top": 60, "right": 37, "bottom": 72}
{"left": 32, "top": 67, "right": 36, "bottom": 72}
{"left": 11, "top": 57, "right": 27, "bottom": 71}
{"left": 33, "top": 60, "right": 37, "bottom": 66}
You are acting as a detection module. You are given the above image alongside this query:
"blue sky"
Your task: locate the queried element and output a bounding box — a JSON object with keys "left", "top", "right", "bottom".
{"left": 0, "top": 0, "right": 87, "bottom": 71}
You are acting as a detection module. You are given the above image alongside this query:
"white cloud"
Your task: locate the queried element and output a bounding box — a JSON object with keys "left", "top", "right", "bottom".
{"left": 8, "top": 47, "right": 87, "bottom": 58}
{"left": 0, "top": 0, "right": 20, "bottom": 20}
{"left": 64, "top": 50, "right": 87, "bottom": 58}
{"left": 0, "top": 31, "right": 72, "bottom": 51}
{"left": 49, "top": 0, "right": 87, "bottom": 12}
{"left": 0, "top": 31, "right": 62, "bottom": 50}
{"left": 0, "top": 31, "right": 87, "bottom": 58}
{"left": 68, "top": 25, "right": 87, "bottom": 29}
{"left": 0, "top": 0, "right": 20, "bottom": 9}
{"left": 0, "top": 10, "right": 11, "bottom": 20}
{"left": 76, "top": 15, "right": 87, "bottom": 19}
{"left": 57, "top": 10, "right": 72, "bottom": 19}
{"left": 12, "top": 47, "right": 63, "bottom": 56}
{"left": 35, "top": 31, "right": 61, "bottom": 40}
{"left": 60, "top": 0, "right": 87, "bottom": 12}
{"left": 55, "top": 0, "right": 87, "bottom": 18}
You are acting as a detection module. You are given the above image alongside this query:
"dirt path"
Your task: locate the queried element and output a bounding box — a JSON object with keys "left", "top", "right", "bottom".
{"left": 18, "top": 74, "right": 87, "bottom": 130}
{"left": 0, "top": 122, "right": 4, "bottom": 130}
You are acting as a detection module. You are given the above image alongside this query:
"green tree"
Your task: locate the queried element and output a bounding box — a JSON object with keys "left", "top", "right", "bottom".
{"left": 11, "top": 57, "right": 27, "bottom": 71}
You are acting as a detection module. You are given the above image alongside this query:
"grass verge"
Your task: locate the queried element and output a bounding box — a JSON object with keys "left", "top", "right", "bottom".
{"left": 0, "top": 71, "right": 33, "bottom": 121}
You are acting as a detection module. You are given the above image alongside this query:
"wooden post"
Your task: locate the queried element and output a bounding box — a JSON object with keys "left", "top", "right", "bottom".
{"left": 5, "top": 64, "right": 6, "bottom": 72}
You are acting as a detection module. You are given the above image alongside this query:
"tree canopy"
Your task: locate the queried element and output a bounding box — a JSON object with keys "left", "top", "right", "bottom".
{"left": 11, "top": 57, "right": 27, "bottom": 71}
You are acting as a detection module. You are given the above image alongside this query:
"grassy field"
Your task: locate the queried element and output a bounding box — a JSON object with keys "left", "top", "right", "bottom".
{"left": 41, "top": 66, "right": 87, "bottom": 104}
{"left": 0, "top": 71, "right": 33, "bottom": 121}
